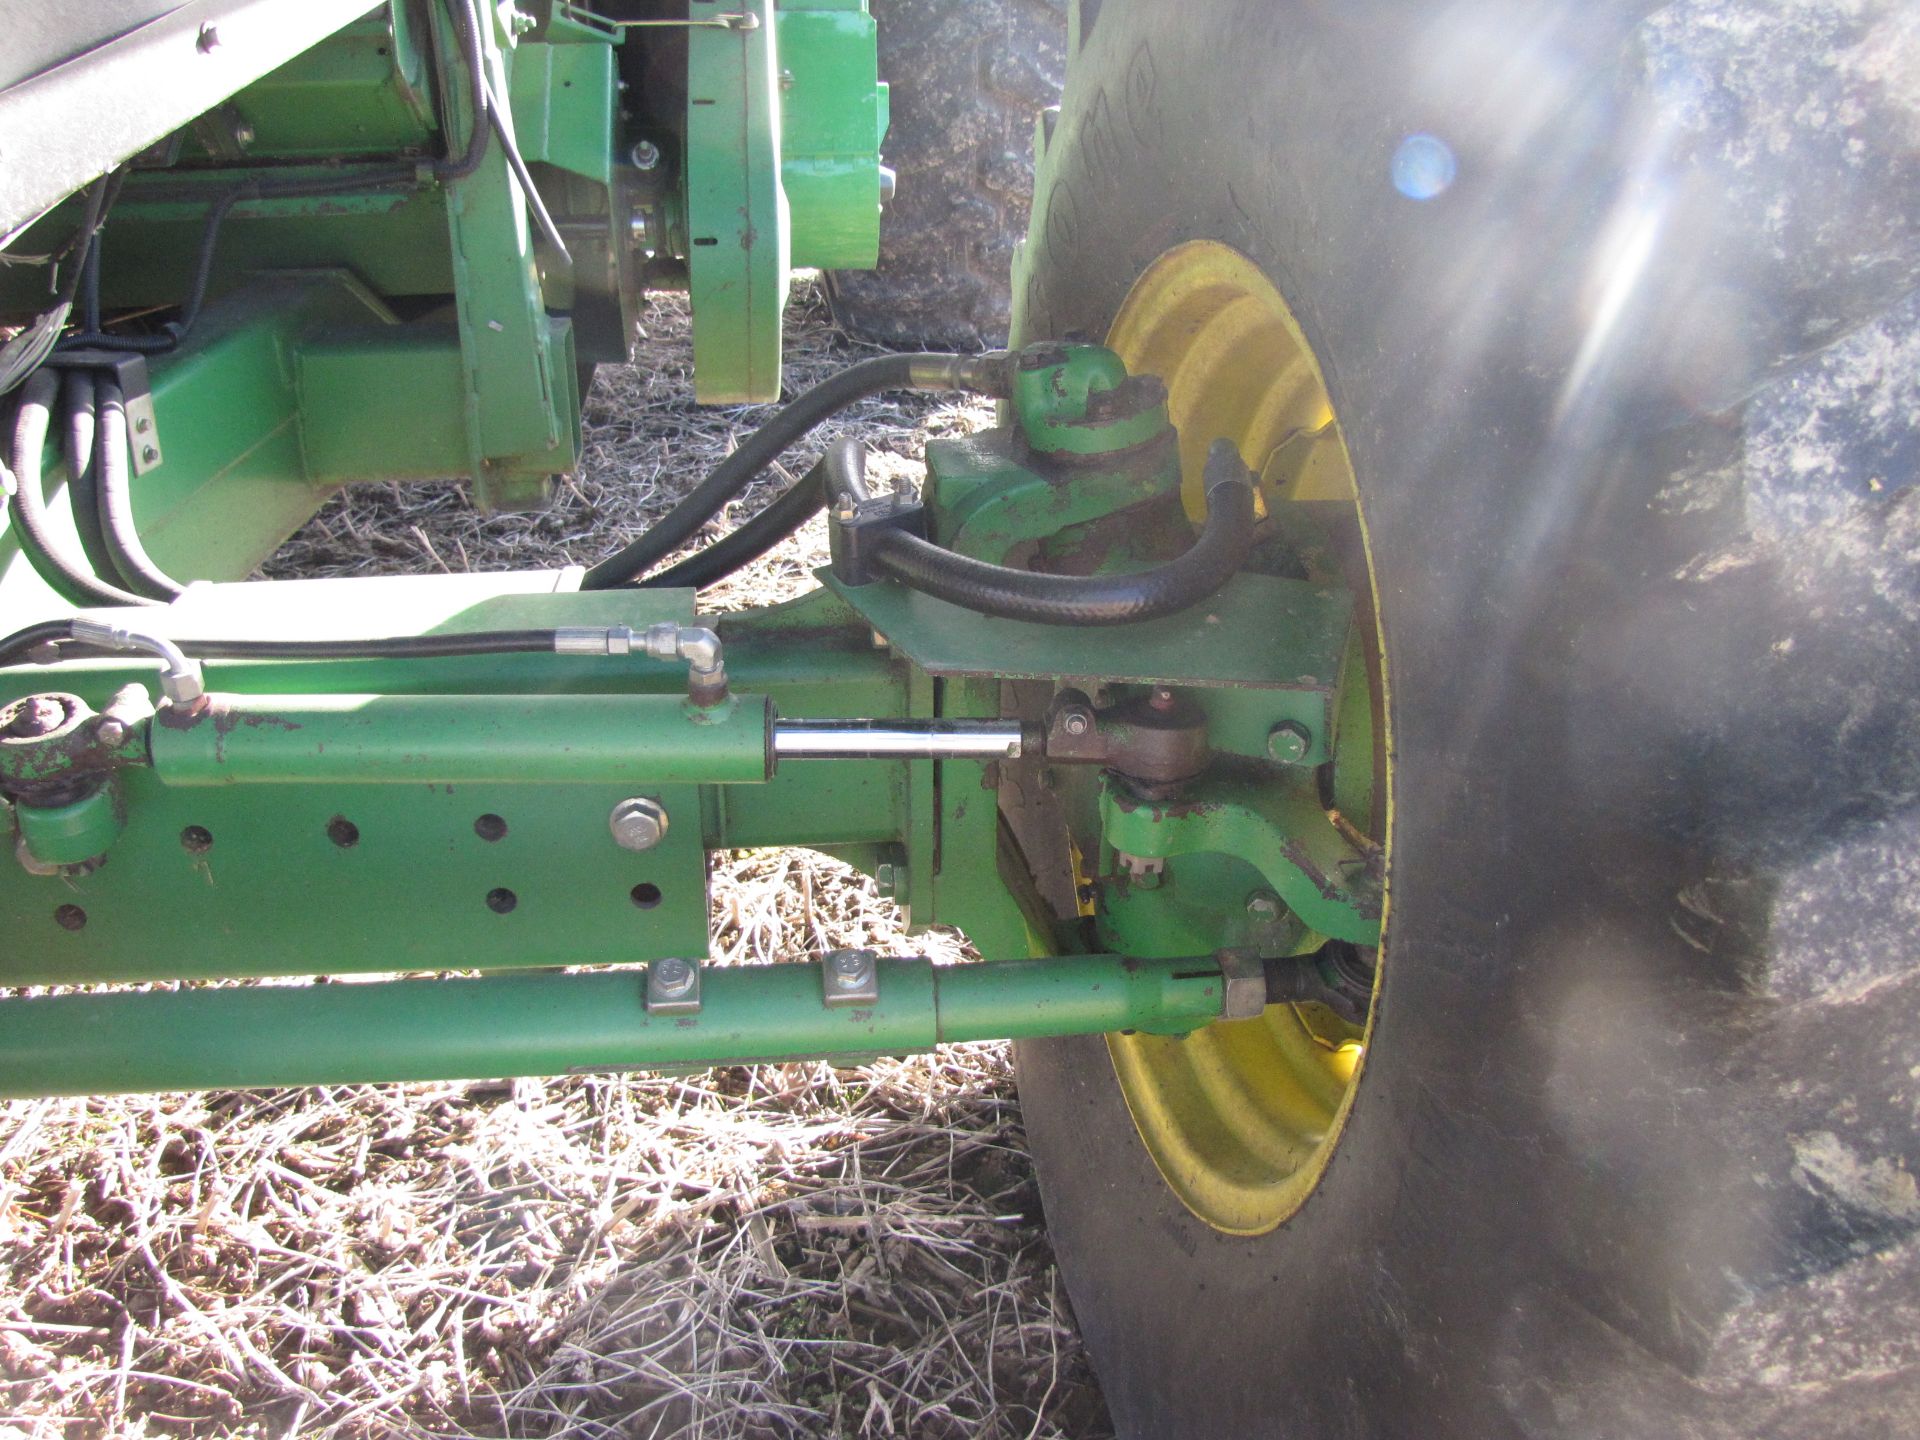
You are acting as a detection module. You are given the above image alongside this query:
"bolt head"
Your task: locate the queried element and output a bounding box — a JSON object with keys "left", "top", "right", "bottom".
{"left": 652, "top": 957, "right": 694, "bottom": 996}
{"left": 630, "top": 139, "right": 662, "bottom": 170}
{"left": 1246, "top": 891, "right": 1283, "bottom": 922}
{"left": 1060, "top": 709, "right": 1092, "bottom": 737}
{"left": 610, "top": 797, "right": 669, "bottom": 851}
{"left": 873, "top": 862, "right": 898, "bottom": 899}
{"left": 140, "top": 445, "right": 158, "bottom": 465}
{"left": 93, "top": 716, "right": 128, "bottom": 748}
{"left": 827, "top": 949, "right": 874, "bottom": 990}
{"left": 1266, "top": 721, "right": 1311, "bottom": 765}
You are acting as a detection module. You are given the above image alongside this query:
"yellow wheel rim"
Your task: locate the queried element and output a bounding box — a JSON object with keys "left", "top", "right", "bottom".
{"left": 1103, "top": 241, "right": 1391, "bottom": 1236}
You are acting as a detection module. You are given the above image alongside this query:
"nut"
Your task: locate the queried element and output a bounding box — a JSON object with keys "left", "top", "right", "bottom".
{"left": 1265, "top": 721, "right": 1312, "bottom": 765}
{"left": 609, "top": 797, "right": 668, "bottom": 851}
{"left": 630, "top": 139, "right": 662, "bottom": 170}
{"left": 1059, "top": 708, "right": 1093, "bottom": 737}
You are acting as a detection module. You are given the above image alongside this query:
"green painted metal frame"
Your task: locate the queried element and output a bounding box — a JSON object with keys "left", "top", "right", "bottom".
{"left": 0, "top": 953, "right": 1226, "bottom": 1098}
{"left": 0, "top": 338, "right": 1375, "bottom": 1094}
{"left": 684, "top": 0, "right": 790, "bottom": 403}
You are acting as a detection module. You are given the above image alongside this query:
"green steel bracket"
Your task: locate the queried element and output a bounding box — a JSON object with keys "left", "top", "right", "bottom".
{"left": 823, "top": 569, "right": 1350, "bottom": 700}
{"left": 438, "top": 0, "right": 580, "bottom": 510}
{"left": 0, "top": 952, "right": 1227, "bottom": 1098}
{"left": 508, "top": 29, "right": 619, "bottom": 186}
{"left": 777, "top": 0, "right": 888, "bottom": 270}
{"left": 1098, "top": 775, "right": 1383, "bottom": 947}
{"left": 686, "top": 0, "right": 789, "bottom": 403}
{"left": 683, "top": 0, "right": 887, "bottom": 400}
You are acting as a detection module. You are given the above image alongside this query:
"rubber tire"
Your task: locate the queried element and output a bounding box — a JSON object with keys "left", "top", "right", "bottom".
{"left": 1011, "top": 3, "right": 1920, "bottom": 1437}
{"left": 824, "top": 0, "right": 1065, "bottom": 349}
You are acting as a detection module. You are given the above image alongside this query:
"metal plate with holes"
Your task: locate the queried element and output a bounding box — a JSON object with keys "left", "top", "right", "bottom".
{"left": 820, "top": 571, "right": 1351, "bottom": 691}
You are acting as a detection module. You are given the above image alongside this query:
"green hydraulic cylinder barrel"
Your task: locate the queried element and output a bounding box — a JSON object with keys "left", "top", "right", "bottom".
{"left": 148, "top": 692, "right": 772, "bottom": 786}
{"left": 0, "top": 954, "right": 1227, "bottom": 1098}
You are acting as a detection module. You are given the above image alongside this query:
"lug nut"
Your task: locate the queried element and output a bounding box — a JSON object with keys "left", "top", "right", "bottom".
{"left": 610, "top": 797, "right": 669, "bottom": 851}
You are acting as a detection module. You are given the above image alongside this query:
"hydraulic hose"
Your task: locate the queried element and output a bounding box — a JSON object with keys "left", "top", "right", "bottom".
{"left": 95, "top": 379, "right": 185, "bottom": 601}
{"left": 642, "top": 456, "right": 828, "bottom": 589}
{"left": 581, "top": 351, "right": 1008, "bottom": 589}
{"left": 59, "top": 368, "right": 121, "bottom": 587}
{"left": 0, "top": 622, "right": 718, "bottom": 672}
{"left": 827, "top": 437, "right": 1258, "bottom": 627}
{"left": 6, "top": 371, "right": 153, "bottom": 607}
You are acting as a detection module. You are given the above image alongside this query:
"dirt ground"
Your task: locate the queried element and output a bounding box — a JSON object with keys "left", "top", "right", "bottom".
{"left": 0, "top": 286, "right": 1114, "bottom": 1439}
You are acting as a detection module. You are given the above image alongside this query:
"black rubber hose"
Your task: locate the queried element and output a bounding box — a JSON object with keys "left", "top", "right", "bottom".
{"left": 59, "top": 368, "right": 126, "bottom": 588}
{"left": 6, "top": 372, "right": 153, "bottom": 608}
{"left": 0, "top": 620, "right": 78, "bottom": 670}
{"left": 583, "top": 352, "right": 948, "bottom": 589}
{"left": 172, "top": 632, "right": 561, "bottom": 661}
{"left": 95, "top": 378, "right": 185, "bottom": 601}
{"left": 832, "top": 437, "right": 1258, "bottom": 626}
{"left": 642, "top": 457, "right": 828, "bottom": 589}
{"left": 0, "top": 624, "right": 582, "bottom": 671}
{"left": 432, "top": 0, "right": 492, "bottom": 183}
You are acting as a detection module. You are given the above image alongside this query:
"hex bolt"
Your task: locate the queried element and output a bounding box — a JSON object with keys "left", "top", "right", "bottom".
{"left": 828, "top": 950, "right": 871, "bottom": 991}
{"left": 93, "top": 716, "right": 128, "bottom": 748}
{"left": 609, "top": 797, "right": 668, "bottom": 851}
{"left": 652, "top": 957, "right": 695, "bottom": 998}
{"left": 630, "top": 139, "right": 662, "bottom": 170}
{"left": 1246, "top": 890, "right": 1283, "bottom": 923}
{"left": 1266, "top": 721, "right": 1312, "bottom": 765}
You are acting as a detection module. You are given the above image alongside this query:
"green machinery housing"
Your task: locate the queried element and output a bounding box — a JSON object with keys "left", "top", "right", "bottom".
{"left": 0, "top": 1, "right": 1381, "bottom": 1095}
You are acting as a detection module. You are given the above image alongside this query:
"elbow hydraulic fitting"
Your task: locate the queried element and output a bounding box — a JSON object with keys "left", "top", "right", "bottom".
{"left": 68, "top": 618, "right": 204, "bottom": 705}
{"left": 552, "top": 622, "right": 728, "bottom": 705}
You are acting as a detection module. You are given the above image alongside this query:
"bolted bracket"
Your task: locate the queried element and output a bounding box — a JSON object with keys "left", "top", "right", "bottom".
{"left": 1099, "top": 774, "right": 1382, "bottom": 946}
{"left": 828, "top": 485, "right": 927, "bottom": 587}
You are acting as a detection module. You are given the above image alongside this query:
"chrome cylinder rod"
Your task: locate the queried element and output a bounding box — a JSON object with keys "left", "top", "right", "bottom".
{"left": 772, "top": 718, "right": 1025, "bottom": 761}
